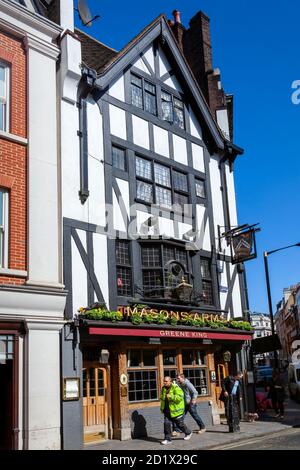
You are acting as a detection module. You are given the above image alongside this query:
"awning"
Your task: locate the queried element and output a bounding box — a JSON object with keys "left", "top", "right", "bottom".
{"left": 88, "top": 326, "right": 252, "bottom": 341}
{"left": 252, "top": 334, "right": 282, "bottom": 354}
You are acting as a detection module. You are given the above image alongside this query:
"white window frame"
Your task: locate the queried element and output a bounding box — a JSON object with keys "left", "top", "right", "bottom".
{"left": 0, "top": 189, "right": 9, "bottom": 268}
{"left": 0, "top": 62, "right": 10, "bottom": 133}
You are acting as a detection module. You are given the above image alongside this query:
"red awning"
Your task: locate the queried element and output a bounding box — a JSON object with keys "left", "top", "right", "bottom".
{"left": 88, "top": 327, "right": 252, "bottom": 341}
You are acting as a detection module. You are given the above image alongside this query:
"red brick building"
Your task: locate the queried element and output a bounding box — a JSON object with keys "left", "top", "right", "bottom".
{"left": 0, "top": 30, "right": 27, "bottom": 286}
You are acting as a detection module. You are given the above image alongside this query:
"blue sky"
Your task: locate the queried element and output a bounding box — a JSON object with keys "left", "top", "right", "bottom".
{"left": 75, "top": 0, "right": 300, "bottom": 313}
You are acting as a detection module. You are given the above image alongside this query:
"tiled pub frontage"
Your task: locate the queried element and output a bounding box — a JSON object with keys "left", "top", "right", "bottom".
{"left": 78, "top": 306, "right": 252, "bottom": 444}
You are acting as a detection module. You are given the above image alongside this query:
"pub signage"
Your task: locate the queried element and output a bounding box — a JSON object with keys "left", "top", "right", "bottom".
{"left": 117, "top": 306, "right": 226, "bottom": 323}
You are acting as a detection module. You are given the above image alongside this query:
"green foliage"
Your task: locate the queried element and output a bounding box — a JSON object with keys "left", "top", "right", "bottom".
{"left": 78, "top": 306, "right": 253, "bottom": 331}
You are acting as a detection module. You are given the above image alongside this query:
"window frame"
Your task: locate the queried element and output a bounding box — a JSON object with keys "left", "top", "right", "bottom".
{"left": 0, "top": 188, "right": 9, "bottom": 269}
{"left": 161, "top": 88, "right": 185, "bottom": 130}
{"left": 181, "top": 348, "right": 209, "bottom": 397}
{"left": 140, "top": 241, "right": 192, "bottom": 299}
{"left": 195, "top": 178, "right": 206, "bottom": 200}
{"left": 115, "top": 240, "right": 133, "bottom": 297}
{"left": 131, "top": 73, "right": 157, "bottom": 116}
{"left": 112, "top": 145, "right": 127, "bottom": 171}
{"left": 127, "top": 349, "right": 159, "bottom": 403}
{"left": 0, "top": 62, "right": 10, "bottom": 133}
{"left": 135, "top": 155, "right": 190, "bottom": 212}
{"left": 200, "top": 257, "right": 214, "bottom": 306}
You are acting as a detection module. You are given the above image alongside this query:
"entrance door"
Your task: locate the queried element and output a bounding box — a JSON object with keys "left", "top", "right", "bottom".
{"left": 215, "top": 363, "right": 226, "bottom": 409}
{"left": 83, "top": 364, "right": 108, "bottom": 443}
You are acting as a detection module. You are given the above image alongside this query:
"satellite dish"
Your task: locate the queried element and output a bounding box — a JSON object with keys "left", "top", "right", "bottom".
{"left": 77, "top": 0, "right": 100, "bottom": 27}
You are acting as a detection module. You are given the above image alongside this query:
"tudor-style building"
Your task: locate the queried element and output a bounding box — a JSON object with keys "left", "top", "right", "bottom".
{"left": 58, "top": 8, "right": 253, "bottom": 448}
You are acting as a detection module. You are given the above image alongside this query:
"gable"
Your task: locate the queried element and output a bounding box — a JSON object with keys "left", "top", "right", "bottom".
{"left": 94, "top": 16, "right": 225, "bottom": 150}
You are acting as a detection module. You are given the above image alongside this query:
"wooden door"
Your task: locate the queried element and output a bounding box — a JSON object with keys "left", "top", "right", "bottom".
{"left": 215, "top": 363, "right": 226, "bottom": 409}
{"left": 83, "top": 365, "right": 108, "bottom": 443}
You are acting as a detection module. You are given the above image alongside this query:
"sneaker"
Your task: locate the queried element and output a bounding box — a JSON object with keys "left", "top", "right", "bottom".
{"left": 172, "top": 431, "right": 180, "bottom": 437}
{"left": 275, "top": 413, "right": 281, "bottom": 418}
{"left": 279, "top": 415, "right": 284, "bottom": 420}
{"left": 197, "top": 428, "right": 207, "bottom": 434}
{"left": 184, "top": 433, "right": 193, "bottom": 440}
{"left": 161, "top": 439, "right": 172, "bottom": 445}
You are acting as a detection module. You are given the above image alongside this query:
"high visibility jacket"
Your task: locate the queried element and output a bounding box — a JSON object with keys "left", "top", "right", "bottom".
{"left": 160, "top": 384, "right": 185, "bottom": 418}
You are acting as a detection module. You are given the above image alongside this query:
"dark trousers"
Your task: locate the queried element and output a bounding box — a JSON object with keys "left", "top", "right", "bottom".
{"left": 164, "top": 413, "right": 191, "bottom": 441}
{"left": 272, "top": 399, "right": 284, "bottom": 415}
{"left": 174, "top": 403, "right": 205, "bottom": 431}
{"left": 225, "top": 395, "right": 240, "bottom": 433}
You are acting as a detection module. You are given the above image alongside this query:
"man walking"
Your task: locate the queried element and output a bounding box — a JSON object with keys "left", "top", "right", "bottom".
{"left": 173, "top": 373, "right": 206, "bottom": 435}
{"left": 220, "top": 371, "right": 243, "bottom": 433}
{"left": 160, "top": 376, "right": 192, "bottom": 445}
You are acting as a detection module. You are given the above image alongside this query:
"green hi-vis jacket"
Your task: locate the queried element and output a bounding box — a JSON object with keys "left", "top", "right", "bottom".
{"left": 160, "top": 384, "right": 185, "bottom": 418}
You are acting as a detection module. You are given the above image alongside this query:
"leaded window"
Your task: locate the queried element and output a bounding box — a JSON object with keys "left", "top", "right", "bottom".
{"left": 201, "top": 258, "right": 214, "bottom": 305}
{"left": 135, "top": 157, "right": 189, "bottom": 210}
{"left": 112, "top": 146, "right": 126, "bottom": 171}
{"left": 161, "top": 90, "right": 185, "bottom": 129}
{"left": 144, "top": 81, "right": 157, "bottom": 115}
{"left": 195, "top": 179, "right": 206, "bottom": 199}
{"left": 131, "top": 75, "right": 143, "bottom": 109}
{"left": 174, "top": 97, "right": 185, "bottom": 129}
{"left": 141, "top": 243, "right": 190, "bottom": 296}
{"left": 116, "top": 240, "right": 132, "bottom": 296}
{"left": 131, "top": 74, "right": 157, "bottom": 115}
{"left": 0, "top": 63, "right": 9, "bottom": 132}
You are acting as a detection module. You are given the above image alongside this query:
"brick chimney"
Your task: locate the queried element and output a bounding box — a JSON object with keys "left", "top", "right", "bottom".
{"left": 170, "top": 10, "right": 185, "bottom": 53}
{"left": 169, "top": 10, "right": 233, "bottom": 139}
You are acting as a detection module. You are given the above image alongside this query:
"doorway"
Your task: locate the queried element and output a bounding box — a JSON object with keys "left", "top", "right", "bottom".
{"left": 82, "top": 363, "right": 109, "bottom": 443}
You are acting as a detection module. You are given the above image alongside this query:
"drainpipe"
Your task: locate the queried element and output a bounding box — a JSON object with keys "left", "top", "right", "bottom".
{"left": 77, "top": 66, "right": 97, "bottom": 204}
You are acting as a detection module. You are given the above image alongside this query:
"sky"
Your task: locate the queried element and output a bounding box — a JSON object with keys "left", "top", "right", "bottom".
{"left": 75, "top": 0, "right": 300, "bottom": 314}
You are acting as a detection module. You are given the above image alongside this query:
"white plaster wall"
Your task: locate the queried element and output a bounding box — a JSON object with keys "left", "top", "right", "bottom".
{"left": 192, "top": 143, "right": 205, "bottom": 173}
{"left": 173, "top": 134, "right": 187, "bottom": 166}
{"left": 27, "top": 47, "right": 60, "bottom": 286}
{"left": 71, "top": 230, "right": 88, "bottom": 312}
{"left": 230, "top": 264, "right": 243, "bottom": 318}
{"left": 93, "top": 233, "right": 109, "bottom": 307}
{"left": 163, "top": 75, "right": 183, "bottom": 93}
{"left": 27, "top": 328, "right": 61, "bottom": 449}
{"left": 196, "top": 204, "right": 211, "bottom": 251}
{"left": 113, "top": 190, "right": 126, "bottom": 233}
{"left": 209, "top": 156, "right": 225, "bottom": 247}
{"left": 109, "top": 104, "right": 127, "bottom": 140}
{"left": 133, "top": 57, "right": 150, "bottom": 75}
{"left": 159, "top": 216, "right": 174, "bottom": 238}
{"left": 216, "top": 109, "right": 230, "bottom": 140}
{"left": 219, "top": 265, "right": 228, "bottom": 311}
{"left": 87, "top": 98, "right": 106, "bottom": 227}
{"left": 177, "top": 222, "right": 193, "bottom": 241}
{"left": 132, "top": 115, "right": 149, "bottom": 149}
{"left": 153, "top": 125, "right": 169, "bottom": 158}
{"left": 116, "top": 178, "right": 130, "bottom": 216}
{"left": 158, "top": 48, "right": 171, "bottom": 77}
{"left": 189, "top": 108, "right": 203, "bottom": 140}
{"left": 108, "top": 74, "right": 125, "bottom": 101}
{"left": 143, "top": 45, "right": 155, "bottom": 73}
{"left": 225, "top": 163, "right": 238, "bottom": 227}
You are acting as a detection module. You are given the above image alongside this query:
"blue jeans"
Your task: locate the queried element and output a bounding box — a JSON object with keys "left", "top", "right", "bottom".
{"left": 174, "top": 403, "right": 206, "bottom": 432}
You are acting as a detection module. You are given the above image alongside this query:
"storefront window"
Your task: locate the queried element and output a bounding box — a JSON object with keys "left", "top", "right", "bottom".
{"left": 182, "top": 349, "right": 208, "bottom": 396}
{"left": 127, "top": 349, "right": 158, "bottom": 403}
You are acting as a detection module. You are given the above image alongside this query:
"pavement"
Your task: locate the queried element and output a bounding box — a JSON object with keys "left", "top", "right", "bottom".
{"left": 85, "top": 398, "right": 300, "bottom": 451}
